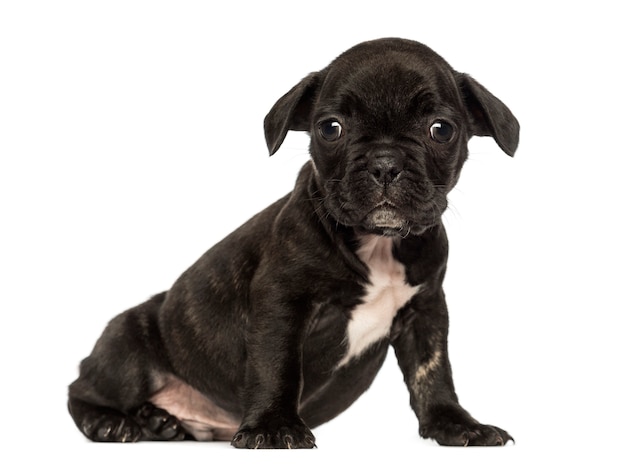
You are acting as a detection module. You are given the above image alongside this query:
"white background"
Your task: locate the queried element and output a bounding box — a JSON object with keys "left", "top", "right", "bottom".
{"left": 1, "top": 1, "right": 624, "bottom": 464}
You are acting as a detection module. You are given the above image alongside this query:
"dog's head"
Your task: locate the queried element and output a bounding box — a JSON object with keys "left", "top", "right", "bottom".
{"left": 265, "top": 38, "right": 519, "bottom": 236}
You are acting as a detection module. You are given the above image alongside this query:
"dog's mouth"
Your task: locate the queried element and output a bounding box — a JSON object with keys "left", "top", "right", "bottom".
{"left": 360, "top": 201, "right": 440, "bottom": 237}
{"left": 322, "top": 177, "right": 447, "bottom": 237}
{"left": 361, "top": 202, "right": 413, "bottom": 236}
{"left": 365, "top": 202, "right": 405, "bottom": 229}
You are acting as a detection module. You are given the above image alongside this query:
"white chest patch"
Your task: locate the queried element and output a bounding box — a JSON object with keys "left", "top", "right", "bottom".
{"left": 337, "top": 235, "right": 421, "bottom": 367}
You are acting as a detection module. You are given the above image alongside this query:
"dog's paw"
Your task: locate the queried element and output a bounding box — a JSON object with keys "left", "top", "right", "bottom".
{"left": 419, "top": 405, "right": 513, "bottom": 446}
{"left": 422, "top": 422, "right": 513, "bottom": 446}
{"left": 80, "top": 411, "right": 142, "bottom": 442}
{"left": 132, "top": 403, "right": 186, "bottom": 441}
{"left": 231, "top": 417, "right": 316, "bottom": 449}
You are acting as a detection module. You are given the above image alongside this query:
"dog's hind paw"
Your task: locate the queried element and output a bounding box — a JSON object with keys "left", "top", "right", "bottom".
{"left": 132, "top": 403, "right": 186, "bottom": 440}
{"left": 75, "top": 401, "right": 185, "bottom": 442}
{"left": 81, "top": 412, "right": 142, "bottom": 443}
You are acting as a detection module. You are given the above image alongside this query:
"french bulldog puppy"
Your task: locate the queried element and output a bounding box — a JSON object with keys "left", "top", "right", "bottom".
{"left": 68, "top": 38, "right": 519, "bottom": 448}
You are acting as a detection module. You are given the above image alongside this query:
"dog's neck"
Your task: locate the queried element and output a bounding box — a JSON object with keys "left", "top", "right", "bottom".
{"left": 336, "top": 233, "right": 421, "bottom": 367}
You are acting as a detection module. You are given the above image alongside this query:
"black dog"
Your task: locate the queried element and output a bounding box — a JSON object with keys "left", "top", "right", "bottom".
{"left": 68, "top": 38, "right": 519, "bottom": 448}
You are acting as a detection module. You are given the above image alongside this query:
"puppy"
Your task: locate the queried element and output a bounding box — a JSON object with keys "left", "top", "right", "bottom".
{"left": 68, "top": 38, "right": 519, "bottom": 448}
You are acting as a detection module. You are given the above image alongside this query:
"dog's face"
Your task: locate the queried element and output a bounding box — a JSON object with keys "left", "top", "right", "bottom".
{"left": 265, "top": 39, "right": 519, "bottom": 236}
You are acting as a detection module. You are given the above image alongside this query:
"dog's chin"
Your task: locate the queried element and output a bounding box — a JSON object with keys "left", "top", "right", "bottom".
{"left": 361, "top": 206, "right": 429, "bottom": 237}
{"left": 366, "top": 206, "right": 404, "bottom": 228}
{"left": 329, "top": 203, "right": 436, "bottom": 237}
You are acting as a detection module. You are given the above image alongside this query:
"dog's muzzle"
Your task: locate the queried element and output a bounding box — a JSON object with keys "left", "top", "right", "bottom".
{"left": 323, "top": 145, "right": 446, "bottom": 236}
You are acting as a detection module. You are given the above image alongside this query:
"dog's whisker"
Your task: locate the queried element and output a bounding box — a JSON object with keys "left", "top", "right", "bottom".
{"left": 445, "top": 200, "right": 461, "bottom": 220}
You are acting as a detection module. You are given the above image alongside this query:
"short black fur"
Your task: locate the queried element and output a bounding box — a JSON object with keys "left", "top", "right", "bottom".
{"left": 69, "top": 38, "right": 519, "bottom": 448}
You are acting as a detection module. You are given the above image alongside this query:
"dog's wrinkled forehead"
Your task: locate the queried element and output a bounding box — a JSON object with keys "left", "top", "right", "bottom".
{"left": 317, "top": 42, "right": 461, "bottom": 124}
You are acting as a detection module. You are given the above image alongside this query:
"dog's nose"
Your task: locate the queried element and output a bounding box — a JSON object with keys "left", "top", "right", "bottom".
{"left": 367, "top": 150, "right": 404, "bottom": 186}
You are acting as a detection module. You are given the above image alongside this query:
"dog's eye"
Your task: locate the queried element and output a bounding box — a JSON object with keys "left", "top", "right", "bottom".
{"left": 318, "top": 119, "right": 343, "bottom": 142}
{"left": 429, "top": 120, "right": 455, "bottom": 143}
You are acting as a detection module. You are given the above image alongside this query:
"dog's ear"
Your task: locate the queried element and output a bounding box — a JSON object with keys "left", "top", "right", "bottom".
{"left": 264, "top": 72, "right": 321, "bottom": 156}
{"left": 456, "top": 73, "right": 520, "bottom": 157}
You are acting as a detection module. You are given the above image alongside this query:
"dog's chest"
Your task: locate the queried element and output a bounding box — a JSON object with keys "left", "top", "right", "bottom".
{"left": 337, "top": 235, "right": 421, "bottom": 367}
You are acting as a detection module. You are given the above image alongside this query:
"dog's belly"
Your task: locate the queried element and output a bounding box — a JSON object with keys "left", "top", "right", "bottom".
{"left": 338, "top": 235, "right": 421, "bottom": 367}
{"left": 150, "top": 375, "right": 240, "bottom": 441}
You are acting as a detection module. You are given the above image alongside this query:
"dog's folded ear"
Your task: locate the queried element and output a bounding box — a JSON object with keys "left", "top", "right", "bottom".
{"left": 455, "top": 73, "right": 520, "bottom": 157}
{"left": 264, "top": 72, "right": 321, "bottom": 156}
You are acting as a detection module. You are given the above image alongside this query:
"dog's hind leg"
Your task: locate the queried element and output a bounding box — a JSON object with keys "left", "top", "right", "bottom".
{"left": 68, "top": 398, "right": 186, "bottom": 442}
{"left": 68, "top": 292, "right": 186, "bottom": 442}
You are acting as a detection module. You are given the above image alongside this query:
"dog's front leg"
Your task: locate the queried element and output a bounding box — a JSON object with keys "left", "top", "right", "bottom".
{"left": 231, "top": 290, "right": 316, "bottom": 449}
{"left": 392, "top": 289, "right": 513, "bottom": 446}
